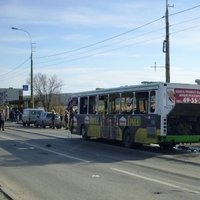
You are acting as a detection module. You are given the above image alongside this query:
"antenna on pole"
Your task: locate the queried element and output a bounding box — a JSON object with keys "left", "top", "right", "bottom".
{"left": 151, "top": 62, "right": 164, "bottom": 72}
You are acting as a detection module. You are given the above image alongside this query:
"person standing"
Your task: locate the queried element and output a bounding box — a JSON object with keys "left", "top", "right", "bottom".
{"left": 0, "top": 111, "right": 1, "bottom": 131}
{"left": 60, "top": 113, "right": 63, "bottom": 128}
{"left": 64, "top": 110, "right": 69, "bottom": 130}
{"left": 0, "top": 110, "right": 5, "bottom": 131}
{"left": 51, "top": 110, "right": 56, "bottom": 129}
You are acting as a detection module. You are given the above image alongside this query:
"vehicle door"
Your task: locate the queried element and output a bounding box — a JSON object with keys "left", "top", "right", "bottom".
{"left": 100, "top": 94, "right": 119, "bottom": 140}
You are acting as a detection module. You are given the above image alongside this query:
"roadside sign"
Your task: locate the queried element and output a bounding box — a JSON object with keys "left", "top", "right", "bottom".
{"left": 23, "top": 85, "right": 29, "bottom": 91}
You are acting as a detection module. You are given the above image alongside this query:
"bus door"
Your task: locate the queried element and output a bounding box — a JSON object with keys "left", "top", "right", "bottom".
{"left": 99, "top": 94, "right": 119, "bottom": 139}
{"left": 101, "top": 114, "right": 118, "bottom": 139}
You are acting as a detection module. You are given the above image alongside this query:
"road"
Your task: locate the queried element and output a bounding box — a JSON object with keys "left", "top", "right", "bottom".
{"left": 0, "top": 122, "right": 200, "bottom": 200}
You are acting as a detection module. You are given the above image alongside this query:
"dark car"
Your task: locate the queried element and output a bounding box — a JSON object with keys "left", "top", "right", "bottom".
{"left": 35, "top": 112, "right": 61, "bottom": 128}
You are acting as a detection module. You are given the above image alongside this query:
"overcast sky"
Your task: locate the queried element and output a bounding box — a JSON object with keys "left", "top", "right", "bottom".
{"left": 0, "top": 0, "right": 200, "bottom": 94}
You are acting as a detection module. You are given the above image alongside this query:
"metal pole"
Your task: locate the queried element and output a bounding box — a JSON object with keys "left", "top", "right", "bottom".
{"left": 165, "top": 0, "right": 170, "bottom": 83}
{"left": 31, "top": 50, "right": 34, "bottom": 108}
{"left": 11, "top": 27, "right": 34, "bottom": 108}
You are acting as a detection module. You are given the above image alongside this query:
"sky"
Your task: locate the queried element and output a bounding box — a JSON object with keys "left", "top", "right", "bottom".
{"left": 0, "top": 0, "right": 200, "bottom": 94}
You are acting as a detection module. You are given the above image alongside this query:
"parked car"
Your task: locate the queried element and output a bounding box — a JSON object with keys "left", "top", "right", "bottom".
{"left": 22, "top": 108, "right": 44, "bottom": 126}
{"left": 35, "top": 112, "right": 61, "bottom": 128}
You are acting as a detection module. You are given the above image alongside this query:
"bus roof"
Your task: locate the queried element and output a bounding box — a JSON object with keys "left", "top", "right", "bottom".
{"left": 71, "top": 82, "right": 200, "bottom": 97}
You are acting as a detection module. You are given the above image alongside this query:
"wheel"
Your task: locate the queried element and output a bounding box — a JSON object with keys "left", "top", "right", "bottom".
{"left": 123, "top": 128, "right": 134, "bottom": 148}
{"left": 81, "top": 125, "right": 88, "bottom": 140}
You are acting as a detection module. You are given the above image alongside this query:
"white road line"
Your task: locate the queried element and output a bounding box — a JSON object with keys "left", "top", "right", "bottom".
{"left": 0, "top": 134, "right": 90, "bottom": 163}
{"left": 111, "top": 168, "right": 200, "bottom": 194}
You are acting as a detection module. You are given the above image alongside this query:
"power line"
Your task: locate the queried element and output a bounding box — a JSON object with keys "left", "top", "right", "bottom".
{"left": 170, "top": 4, "right": 200, "bottom": 17}
{"left": 171, "top": 22, "right": 200, "bottom": 35}
{"left": 36, "top": 4, "right": 200, "bottom": 60}
{"left": 35, "top": 15, "right": 200, "bottom": 67}
{"left": 3, "top": 3, "right": 200, "bottom": 81}
{"left": 35, "top": 26, "right": 166, "bottom": 66}
{"left": 36, "top": 16, "right": 164, "bottom": 59}
{"left": 0, "top": 58, "right": 29, "bottom": 78}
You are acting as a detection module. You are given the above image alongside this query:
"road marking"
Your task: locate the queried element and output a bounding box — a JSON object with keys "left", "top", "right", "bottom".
{"left": 111, "top": 168, "right": 200, "bottom": 194}
{"left": 92, "top": 175, "right": 100, "bottom": 178}
{"left": 0, "top": 134, "right": 91, "bottom": 163}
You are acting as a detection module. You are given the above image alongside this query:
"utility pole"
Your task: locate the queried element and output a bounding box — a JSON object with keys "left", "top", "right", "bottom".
{"left": 163, "top": 0, "right": 170, "bottom": 83}
{"left": 31, "top": 47, "right": 34, "bottom": 108}
{"left": 12, "top": 27, "right": 34, "bottom": 108}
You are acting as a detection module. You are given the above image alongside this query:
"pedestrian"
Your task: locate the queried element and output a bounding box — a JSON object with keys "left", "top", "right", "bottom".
{"left": 0, "top": 111, "right": 1, "bottom": 131}
{"left": 51, "top": 110, "right": 56, "bottom": 129}
{"left": 64, "top": 110, "right": 69, "bottom": 130}
{"left": 69, "top": 108, "right": 75, "bottom": 132}
{"left": 60, "top": 113, "right": 63, "bottom": 128}
{"left": 0, "top": 110, "right": 5, "bottom": 131}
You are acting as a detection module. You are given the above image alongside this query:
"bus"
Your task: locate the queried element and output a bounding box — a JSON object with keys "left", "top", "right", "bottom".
{"left": 68, "top": 82, "right": 200, "bottom": 148}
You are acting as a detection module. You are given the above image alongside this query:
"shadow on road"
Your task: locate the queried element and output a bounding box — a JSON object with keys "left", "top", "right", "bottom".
{"left": 0, "top": 122, "right": 199, "bottom": 168}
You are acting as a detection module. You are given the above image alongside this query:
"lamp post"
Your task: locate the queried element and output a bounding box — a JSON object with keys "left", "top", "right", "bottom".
{"left": 12, "top": 27, "right": 34, "bottom": 108}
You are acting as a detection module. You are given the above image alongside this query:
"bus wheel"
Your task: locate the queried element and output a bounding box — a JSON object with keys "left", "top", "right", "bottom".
{"left": 81, "top": 126, "right": 88, "bottom": 140}
{"left": 123, "top": 128, "right": 134, "bottom": 148}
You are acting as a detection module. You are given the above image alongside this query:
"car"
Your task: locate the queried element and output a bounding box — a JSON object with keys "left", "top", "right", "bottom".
{"left": 34, "top": 112, "right": 61, "bottom": 128}
{"left": 22, "top": 108, "right": 44, "bottom": 126}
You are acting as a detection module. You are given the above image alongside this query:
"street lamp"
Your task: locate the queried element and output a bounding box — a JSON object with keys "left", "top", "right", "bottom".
{"left": 11, "top": 27, "right": 34, "bottom": 108}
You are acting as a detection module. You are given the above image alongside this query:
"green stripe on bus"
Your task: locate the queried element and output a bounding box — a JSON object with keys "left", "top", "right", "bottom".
{"left": 160, "top": 135, "right": 200, "bottom": 143}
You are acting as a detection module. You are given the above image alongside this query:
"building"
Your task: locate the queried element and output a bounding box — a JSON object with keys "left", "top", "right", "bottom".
{"left": 0, "top": 88, "right": 23, "bottom": 105}
{"left": 0, "top": 87, "right": 72, "bottom": 110}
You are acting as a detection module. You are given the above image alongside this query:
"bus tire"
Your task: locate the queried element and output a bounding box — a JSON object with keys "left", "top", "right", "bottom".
{"left": 123, "top": 128, "right": 134, "bottom": 148}
{"left": 81, "top": 125, "right": 88, "bottom": 140}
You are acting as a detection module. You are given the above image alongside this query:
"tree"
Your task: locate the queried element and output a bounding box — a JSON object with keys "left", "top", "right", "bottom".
{"left": 27, "top": 73, "right": 64, "bottom": 111}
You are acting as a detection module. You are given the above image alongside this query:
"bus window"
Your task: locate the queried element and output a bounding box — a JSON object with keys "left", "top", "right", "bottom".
{"left": 98, "top": 95, "right": 108, "bottom": 114}
{"left": 150, "top": 91, "right": 156, "bottom": 113}
{"left": 134, "top": 92, "right": 148, "bottom": 114}
{"left": 89, "top": 96, "right": 96, "bottom": 114}
{"left": 80, "top": 97, "right": 88, "bottom": 114}
{"left": 121, "top": 92, "right": 133, "bottom": 114}
{"left": 109, "top": 93, "right": 120, "bottom": 114}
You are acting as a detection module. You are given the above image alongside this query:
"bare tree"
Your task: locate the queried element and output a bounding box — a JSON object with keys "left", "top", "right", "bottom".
{"left": 28, "top": 73, "right": 63, "bottom": 111}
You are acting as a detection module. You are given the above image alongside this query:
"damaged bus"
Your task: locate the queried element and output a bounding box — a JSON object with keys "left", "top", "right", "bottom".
{"left": 68, "top": 82, "right": 200, "bottom": 148}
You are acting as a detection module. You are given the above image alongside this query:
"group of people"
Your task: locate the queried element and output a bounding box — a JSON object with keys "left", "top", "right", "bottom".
{"left": 0, "top": 107, "right": 73, "bottom": 132}
{"left": 0, "top": 110, "right": 5, "bottom": 131}
{"left": 51, "top": 109, "right": 70, "bottom": 130}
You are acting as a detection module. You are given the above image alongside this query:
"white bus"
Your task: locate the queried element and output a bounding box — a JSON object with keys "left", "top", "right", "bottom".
{"left": 68, "top": 82, "right": 200, "bottom": 148}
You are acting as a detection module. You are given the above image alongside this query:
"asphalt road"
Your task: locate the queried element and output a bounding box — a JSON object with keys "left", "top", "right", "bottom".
{"left": 0, "top": 122, "right": 200, "bottom": 200}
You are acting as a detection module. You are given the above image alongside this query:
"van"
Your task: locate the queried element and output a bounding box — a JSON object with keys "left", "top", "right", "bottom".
{"left": 22, "top": 108, "right": 44, "bottom": 126}
{"left": 35, "top": 112, "right": 61, "bottom": 128}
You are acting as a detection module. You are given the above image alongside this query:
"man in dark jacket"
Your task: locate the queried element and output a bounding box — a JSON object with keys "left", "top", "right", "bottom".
{"left": 51, "top": 110, "right": 56, "bottom": 129}
{"left": 0, "top": 110, "right": 5, "bottom": 131}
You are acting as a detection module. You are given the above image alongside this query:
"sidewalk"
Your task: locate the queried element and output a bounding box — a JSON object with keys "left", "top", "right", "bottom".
{"left": 4, "top": 121, "right": 74, "bottom": 139}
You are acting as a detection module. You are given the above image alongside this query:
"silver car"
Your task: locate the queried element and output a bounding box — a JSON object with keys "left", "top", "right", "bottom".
{"left": 22, "top": 108, "right": 44, "bottom": 126}
{"left": 35, "top": 112, "right": 61, "bottom": 128}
